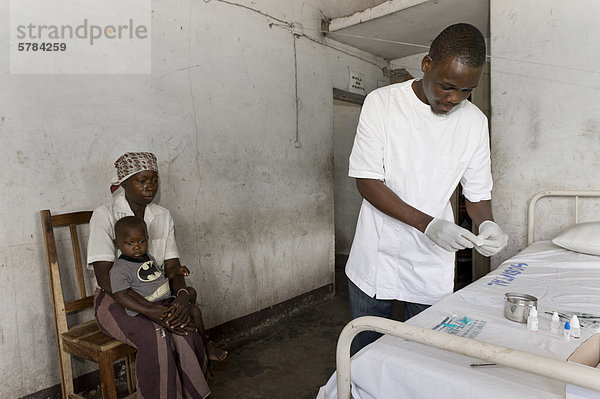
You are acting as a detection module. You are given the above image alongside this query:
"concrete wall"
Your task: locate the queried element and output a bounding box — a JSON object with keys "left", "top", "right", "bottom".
{"left": 390, "top": 52, "right": 426, "bottom": 79}
{"left": 0, "top": 0, "right": 387, "bottom": 396}
{"left": 489, "top": 0, "right": 600, "bottom": 267}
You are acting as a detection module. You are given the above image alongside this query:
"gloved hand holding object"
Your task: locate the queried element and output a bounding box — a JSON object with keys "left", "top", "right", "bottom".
{"left": 475, "top": 220, "right": 508, "bottom": 256}
{"left": 425, "top": 218, "right": 483, "bottom": 252}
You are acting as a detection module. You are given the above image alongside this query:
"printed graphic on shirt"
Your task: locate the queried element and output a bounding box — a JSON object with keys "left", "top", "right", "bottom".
{"left": 137, "top": 261, "right": 162, "bottom": 282}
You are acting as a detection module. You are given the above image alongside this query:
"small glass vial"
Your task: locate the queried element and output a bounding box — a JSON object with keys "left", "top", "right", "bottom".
{"left": 564, "top": 321, "right": 571, "bottom": 341}
{"left": 550, "top": 311, "right": 561, "bottom": 335}
{"left": 571, "top": 315, "right": 581, "bottom": 339}
{"left": 527, "top": 306, "right": 538, "bottom": 333}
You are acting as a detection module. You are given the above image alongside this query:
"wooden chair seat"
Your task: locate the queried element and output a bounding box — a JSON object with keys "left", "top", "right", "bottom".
{"left": 61, "top": 320, "right": 137, "bottom": 399}
{"left": 61, "top": 319, "right": 137, "bottom": 370}
{"left": 41, "top": 209, "right": 137, "bottom": 399}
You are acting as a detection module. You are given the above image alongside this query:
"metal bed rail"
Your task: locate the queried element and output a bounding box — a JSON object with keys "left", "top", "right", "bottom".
{"left": 336, "top": 316, "right": 600, "bottom": 399}
{"left": 527, "top": 190, "right": 600, "bottom": 245}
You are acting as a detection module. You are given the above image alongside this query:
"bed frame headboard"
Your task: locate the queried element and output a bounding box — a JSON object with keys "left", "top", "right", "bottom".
{"left": 527, "top": 190, "right": 600, "bottom": 245}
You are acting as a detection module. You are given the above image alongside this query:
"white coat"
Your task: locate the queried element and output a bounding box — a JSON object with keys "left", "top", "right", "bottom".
{"left": 346, "top": 80, "right": 492, "bottom": 304}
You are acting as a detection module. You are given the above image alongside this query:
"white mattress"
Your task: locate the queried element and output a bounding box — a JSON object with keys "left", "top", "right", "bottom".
{"left": 317, "top": 241, "right": 600, "bottom": 399}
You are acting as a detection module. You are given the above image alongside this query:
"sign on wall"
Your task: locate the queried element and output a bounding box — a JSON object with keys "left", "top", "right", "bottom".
{"left": 349, "top": 69, "right": 366, "bottom": 95}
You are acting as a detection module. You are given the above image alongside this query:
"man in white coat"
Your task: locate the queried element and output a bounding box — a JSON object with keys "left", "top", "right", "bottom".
{"left": 346, "top": 23, "right": 508, "bottom": 355}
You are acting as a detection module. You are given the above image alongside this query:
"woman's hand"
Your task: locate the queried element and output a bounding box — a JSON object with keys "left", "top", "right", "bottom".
{"left": 166, "top": 322, "right": 198, "bottom": 336}
{"left": 113, "top": 289, "right": 173, "bottom": 330}
{"left": 139, "top": 302, "right": 193, "bottom": 336}
{"left": 164, "top": 292, "right": 193, "bottom": 330}
{"left": 141, "top": 303, "right": 171, "bottom": 323}
{"left": 164, "top": 258, "right": 194, "bottom": 330}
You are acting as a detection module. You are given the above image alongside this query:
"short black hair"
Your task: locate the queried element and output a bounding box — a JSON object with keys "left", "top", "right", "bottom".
{"left": 114, "top": 216, "right": 147, "bottom": 240}
{"left": 429, "top": 23, "right": 486, "bottom": 67}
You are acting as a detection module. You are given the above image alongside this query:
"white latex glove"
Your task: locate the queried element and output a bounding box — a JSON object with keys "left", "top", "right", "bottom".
{"left": 475, "top": 220, "right": 509, "bottom": 257}
{"left": 425, "top": 218, "right": 483, "bottom": 252}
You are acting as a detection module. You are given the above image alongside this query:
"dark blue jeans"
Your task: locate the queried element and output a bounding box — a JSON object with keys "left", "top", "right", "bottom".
{"left": 348, "top": 279, "right": 430, "bottom": 356}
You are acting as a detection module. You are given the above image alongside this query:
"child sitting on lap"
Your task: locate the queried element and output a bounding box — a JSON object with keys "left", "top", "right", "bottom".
{"left": 111, "top": 216, "right": 227, "bottom": 359}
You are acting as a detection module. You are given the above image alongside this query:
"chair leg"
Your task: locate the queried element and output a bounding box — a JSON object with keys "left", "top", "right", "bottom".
{"left": 98, "top": 352, "right": 118, "bottom": 399}
{"left": 125, "top": 353, "right": 137, "bottom": 394}
{"left": 57, "top": 343, "right": 75, "bottom": 399}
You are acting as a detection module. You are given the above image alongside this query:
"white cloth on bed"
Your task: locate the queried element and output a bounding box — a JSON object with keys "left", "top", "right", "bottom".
{"left": 345, "top": 80, "right": 492, "bottom": 305}
{"left": 318, "top": 241, "right": 600, "bottom": 399}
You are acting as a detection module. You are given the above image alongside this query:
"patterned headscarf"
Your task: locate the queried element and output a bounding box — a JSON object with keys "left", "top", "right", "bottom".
{"left": 110, "top": 152, "right": 158, "bottom": 193}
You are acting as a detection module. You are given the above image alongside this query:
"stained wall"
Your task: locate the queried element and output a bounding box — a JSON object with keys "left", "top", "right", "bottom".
{"left": 489, "top": 0, "right": 600, "bottom": 266}
{"left": 0, "top": 0, "right": 387, "bottom": 395}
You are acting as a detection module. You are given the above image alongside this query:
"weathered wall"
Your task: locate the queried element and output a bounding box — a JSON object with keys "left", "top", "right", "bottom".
{"left": 489, "top": 0, "right": 600, "bottom": 267}
{"left": 390, "top": 52, "right": 426, "bottom": 79}
{"left": 0, "top": 0, "right": 387, "bottom": 396}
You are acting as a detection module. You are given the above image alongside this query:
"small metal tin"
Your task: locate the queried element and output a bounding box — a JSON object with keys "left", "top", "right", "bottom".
{"left": 504, "top": 292, "right": 538, "bottom": 323}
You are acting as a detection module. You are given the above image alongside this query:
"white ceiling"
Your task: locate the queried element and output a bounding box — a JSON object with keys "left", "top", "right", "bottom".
{"left": 323, "top": 0, "right": 489, "bottom": 61}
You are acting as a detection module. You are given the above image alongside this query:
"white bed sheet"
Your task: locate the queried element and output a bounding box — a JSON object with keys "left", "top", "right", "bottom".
{"left": 317, "top": 241, "right": 600, "bottom": 399}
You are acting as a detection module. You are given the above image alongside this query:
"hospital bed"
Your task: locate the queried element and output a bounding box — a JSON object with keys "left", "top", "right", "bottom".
{"left": 318, "top": 191, "right": 600, "bottom": 399}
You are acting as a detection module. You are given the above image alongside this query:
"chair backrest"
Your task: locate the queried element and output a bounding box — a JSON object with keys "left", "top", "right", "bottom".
{"left": 41, "top": 210, "right": 138, "bottom": 399}
{"left": 41, "top": 210, "right": 94, "bottom": 334}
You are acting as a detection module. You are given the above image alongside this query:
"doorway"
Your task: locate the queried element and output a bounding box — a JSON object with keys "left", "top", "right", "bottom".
{"left": 332, "top": 89, "right": 364, "bottom": 256}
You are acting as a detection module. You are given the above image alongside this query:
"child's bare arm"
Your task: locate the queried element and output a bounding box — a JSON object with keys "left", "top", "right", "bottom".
{"left": 113, "top": 289, "right": 169, "bottom": 321}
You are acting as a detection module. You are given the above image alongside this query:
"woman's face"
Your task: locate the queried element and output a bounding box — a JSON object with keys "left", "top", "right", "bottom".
{"left": 121, "top": 170, "right": 159, "bottom": 207}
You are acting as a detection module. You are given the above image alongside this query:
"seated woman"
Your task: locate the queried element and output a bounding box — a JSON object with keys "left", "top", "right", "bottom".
{"left": 87, "top": 152, "right": 211, "bottom": 398}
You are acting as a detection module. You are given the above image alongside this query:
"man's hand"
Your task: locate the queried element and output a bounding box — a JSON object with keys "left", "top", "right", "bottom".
{"left": 475, "top": 220, "right": 508, "bottom": 256}
{"left": 425, "top": 218, "right": 483, "bottom": 252}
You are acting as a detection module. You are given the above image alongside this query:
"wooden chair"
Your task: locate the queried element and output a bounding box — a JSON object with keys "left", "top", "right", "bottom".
{"left": 41, "top": 209, "right": 137, "bottom": 399}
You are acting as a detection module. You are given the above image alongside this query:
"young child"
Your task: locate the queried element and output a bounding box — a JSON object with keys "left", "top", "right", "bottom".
{"left": 110, "top": 216, "right": 227, "bottom": 359}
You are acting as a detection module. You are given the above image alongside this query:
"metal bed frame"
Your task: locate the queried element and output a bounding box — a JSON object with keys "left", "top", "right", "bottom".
{"left": 527, "top": 190, "right": 600, "bottom": 245}
{"left": 336, "top": 190, "right": 600, "bottom": 399}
